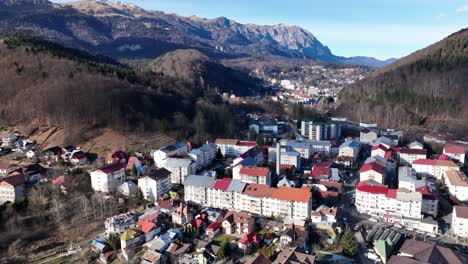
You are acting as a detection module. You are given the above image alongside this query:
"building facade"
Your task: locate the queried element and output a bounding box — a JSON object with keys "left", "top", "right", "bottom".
{"left": 412, "top": 159, "right": 459, "bottom": 180}
{"left": 452, "top": 206, "right": 468, "bottom": 238}
{"left": 189, "top": 143, "right": 217, "bottom": 170}
{"left": 0, "top": 175, "right": 25, "bottom": 204}
{"left": 215, "top": 139, "right": 256, "bottom": 157}
{"left": 301, "top": 120, "right": 341, "bottom": 141}
{"left": 445, "top": 170, "right": 468, "bottom": 202}
{"left": 91, "top": 163, "right": 126, "bottom": 193}
{"left": 164, "top": 158, "right": 196, "bottom": 185}
{"left": 153, "top": 142, "right": 189, "bottom": 168}
{"left": 138, "top": 168, "right": 171, "bottom": 202}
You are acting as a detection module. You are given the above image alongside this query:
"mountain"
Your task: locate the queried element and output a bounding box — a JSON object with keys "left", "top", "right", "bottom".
{"left": 337, "top": 28, "right": 468, "bottom": 136}
{"left": 0, "top": 0, "right": 392, "bottom": 67}
{"left": 342, "top": 57, "right": 398, "bottom": 68}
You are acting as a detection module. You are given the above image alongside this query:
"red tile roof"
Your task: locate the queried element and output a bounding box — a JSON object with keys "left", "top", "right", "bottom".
{"left": 398, "top": 148, "right": 427, "bottom": 155}
{"left": 415, "top": 186, "right": 439, "bottom": 200}
{"left": 215, "top": 139, "right": 239, "bottom": 145}
{"left": 372, "top": 144, "right": 388, "bottom": 151}
{"left": 98, "top": 162, "right": 126, "bottom": 174}
{"left": 238, "top": 141, "right": 257, "bottom": 147}
{"left": 239, "top": 232, "right": 260, "bottom": 246}
{"left": 454, "top": 206, "right": 468, "bottom": 219}
{"left": 360, "top": 162, "right": 385, "bottom": 175}
{"left": 413, "top": 159, "right": 458, "bottom": 167}
{"left": 213, "top": 178, "right": 232, "bottom": 191}
{"left": 444, "top": 145, "right": 465, "bottom": 154}
{"left": 386, "top": 189, "right": 397, "bottom": 199}
{"left": 239, "top": 167, "right": 270, "bottom": 177}
{"left": 242, "top": 184, "right": 273, "bottom": 197}
{"left": 311, "top": 166, "right": 330, "bottom": 178}
{"left": 206, "top": 222, "right": 220, "bottom": 230}
{"left": 271, "top": 187, "right": 311, "bottom": 203}
{"left": 139, "top": 221, "right": 156, "bottom": 234}
{"left": 356, "top": 180, "right": 388, "bottom": 195}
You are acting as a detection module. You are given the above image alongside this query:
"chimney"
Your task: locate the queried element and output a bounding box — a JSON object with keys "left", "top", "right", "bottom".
{"left": 276, "top": 142, "right": 281, "bottom": 176}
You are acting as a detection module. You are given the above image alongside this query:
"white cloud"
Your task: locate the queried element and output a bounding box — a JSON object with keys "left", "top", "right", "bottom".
{"left": 456, "top": 6, "right": 468, "bottom": 13}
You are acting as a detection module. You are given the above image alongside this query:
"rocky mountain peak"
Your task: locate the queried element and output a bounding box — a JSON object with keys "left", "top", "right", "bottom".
{"left": 0, "top": 0, "right": 50, "bottom": 6}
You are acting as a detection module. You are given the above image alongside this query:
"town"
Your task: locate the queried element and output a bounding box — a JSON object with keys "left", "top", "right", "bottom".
{"left": 1, "top": 113, "right": 467, "bottom": 264}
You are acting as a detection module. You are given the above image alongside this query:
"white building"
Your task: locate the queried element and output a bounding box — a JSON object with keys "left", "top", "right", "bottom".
{"left": 445, "top": 170, "right": 468, "bottom": 202}
{"left": 1, "top": 134, "right": 17, "bottom": 146}
{"left": 237, "top": 166, "right": 271, "bottom": 185}
{"left": 183, "top": 175, "right": 216, "bottom": 206}
{"left": 360, "top": 162, "right": 386, "bottom": 184}
{"left": 268, "top": 147, "right": 301, "bottom": 169}
{"left": 360, "top": 129, "right": 378, "bottom": 145}
{"left": 138, "top": 168, "right": 172, "bottom": 202}
{"left": 452, "top": 206, "right": 468, "bottom": 238}
{"left": 409, "top": 141, "right": 424, "bottom": 149}
{"left": 0, "top": 175, "right": 25, "bottom": 204}
{"left": 412, "top": 159, "right": 459, "bottom": 180}
{"left": 153, "top": 142, "right": 189, "bottom": 168}
{"left": 371, "top": 144, "right": 388, "bottom": 158}
{"left": 90, "top": 163, "right": 126, "bottom": 193}
{"left": 339, "top": 140, "right": 360, "bottom": 161}
{"left": 164, "top": 158, "right": 196, "bottom": 185}
{"left": 104, "top": 212, "right": 137, "bottom": 235}
{"left": 189, "top": 143, "right": 217, "bottom": 170}
{"left": 443, "top": 145, "right": 466, "bottom": 165}
{"left": 117, "top": 181, "right": 138, "bottom": 196}
{"left": 397, "top": 148, "right": 427, "bottom": 166}
{"left": 207, "top": 178, "right": 247, "bottom": 211}
{"left": 215, "top": 139, "right": 256, "bottom": 157}
{"left": 0, "top": 163, "right": 18, "bottom": 177}
{"left": 311, "top": 205, "right": 338, "bottom": 225}
{"left": 301, "top": 120, "right": 341, "bottom": 141}
{"left": 250, "top": 118, "right": 278, "bottom": 137}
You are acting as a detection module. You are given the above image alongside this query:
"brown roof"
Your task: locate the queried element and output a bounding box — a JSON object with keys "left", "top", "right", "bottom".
{"left": 215, "top": 138, "right": 239, "bottom": 145}
{"left": 273, "top": 247, "right": 315, "bottom": 264}
{"left": 240, "top": 166, "right": 270, "bottom": 177}
{"left": 271, "top": 187, "right": 311, "bottom": 203}
{"left": 388, "top": 255, "right": 430, "bottom": 264}
{"left": 0, "top": 175, "right": 26, "bottom": 187}
{"left": 223, "top": 211, "right": 254, "bottom": 225}
{"left": 0, "top": 163, "right": 16, "bottom": 170}
{"left": 166, "top": 242, "right": 191, "bottom": 255}
{"left": 399, "top": 148, "right": 428, "bottom": 155}
{"left": 246, "top": 254, "right": 272, "bottom": 264}
{"left": 454, "top": 206, "right": 468, "bottom": 219}
{"left": 98, "top": 162, "right": 125, "bottom": 174}
{"left": 446, "top": 170, "right": 468, "bottom": 187}
{"left": 398, "top": 240, "right": 464, "bottom": 264}
{"left": 242, "top": 184, "right": 273, "bottom": 198}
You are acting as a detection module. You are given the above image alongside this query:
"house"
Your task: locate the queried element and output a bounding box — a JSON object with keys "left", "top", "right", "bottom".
{"left": 90, "top": 238, "right": 111, "bottom": 253}
{"left": 0, "top": 175, "right": 26, "bottom": 204}
{"left": 0, "top": 163, "right": 18, "bottom": 177}
{"left": 338, "top": 140, "right": 360, "bottom": 161}
{"left": 443, "top": 145, "right": 466, "bottom": 165}
{"left": 238, "top": 232, "right": 260, "bottom": 254}
{"left": 126, "top": 156, "right": 144, "bottom": 175}
{"left": 206, "top": 222, "right": 221, "bottom": 238}
{"left": 445, "top": 170, "right": 468, "bottom": 202}
{"left": 221, "top": 211, "right": 255, "bottom": 235}
{"left": 120, "top": 229, "right": 145, "bottom": 260}
{"left": 360, "top": 129, "right": 378, "bottom": 145}
{"left": 272, "top": 246, "right": 315, "bottom": 264}
{"left": 166, "top": 242, "right": 191, "bottom": 263}
{"left": 189, "top": 143, "right": 217, "bottom": 169}
{"left": 141, "top": 249, "right": 164, "bottom": 264}
{"left": 215, "top": 138, "right": 257, "bottom": 157}
{"left": 163, "top": 157, "right": 196, "bottom": 185}
{"left": 51, "top": 175, "right": 78, "bottom": 194}
{"left": 452, "top": 206, "right": 468, "bottom": 239}
{"left": 172, "top": 203, "right": 194, "bottom": 226}
{"left": 90, "top": 163, "right": 126, "bottom": 193}
{"left": 138, "top": 217, "right": 161, "bottom": 242}
{"left": 2, "top": 134, "right": 17, "bottom": 146}
{"left": 26, "top": 150, "right": 35, "bottom": 159}
{"left": 245, "top": 254, "right": 272, "bottom": 264}
{"left": 109, "top": 150, "right": 127, "bottom": 164}
{"left": 277, "top": 177, "right": 295, "bottom": 188}
{"left": 283, "top": 140, "right": 313, "bottom": 159}
{"left": 117, "top": 181, "right": 138, "bottom": 196}
{"left": 268, "top": 146, "right": 301, "bottom": 170}
{"left": 310, "top": 161, "right": 332, "bottom": 180}
{"left": 311, "top": 205, "right": 338, "bottom": 226}
{"left": 237, "top": 166, "right": 271, "bottom": 185}
{"left": 280, "top": 227, "right": 309, "bottom": 250}
{"left": 360, "top": 162, "right": 386, "bottom": 184}
{"left": 374, "top": 136, "right": 398, "bottom": 148}
{"left": 138, "top": 168, "right": 171, "bottom": 201}
{"left": 371, "top": 144, "right": 389, "bottom": 158}
{"left": 412, "top": 159, "right": 459, "bottom": 180}
{"left": 153, "top": 142, "right": 189, "bottom": 168}
{"left": 389, "top": 239, "right": 466, "bottom": 264}
{"left": 104, "top": 212, "right": 137, "bottom": 235}
{"left": 397, "top": 148, "right": 427, "bottom": 166}
{"left": 14, "top": 139, "right": 33, "bottom": 150}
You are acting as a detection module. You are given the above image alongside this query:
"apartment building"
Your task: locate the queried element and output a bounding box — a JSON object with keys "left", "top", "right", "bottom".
{"left": 452, "top": 206, "right": 468, "bottom": 238}
{"left": 153, "top": 142, "right": 189, "bottom": 168}
{"left": 215, "top": 139, "right": 257, "bottom": 157}
{"left": 301, "top": 120, "right": 341, "bottom": 141}
{"left": 0, "top": 175, "right": 25, "bottom": 204}
{"left": 339, "top": 140, "right": 360, "bottom": 161}
{"left": 249, "top": 118, "right": 278, "bottom": 137}
{"left": 268, "top": 146, "right": 301, "bottom": 169}
{"left": 208, "top": 178, "right": 246, "bottom": 211}
{"left": 138, "top": 168, "right": 171, "bottom": 202}
{"left": 397, "top": 148, "right": 427, "bottom": 166}
{"left": 183, "top": 175, "right": 216, "bottom": 206}
{"left": 412, "top": 159, "right": 459, "bottom": 180}
{"left": 189, "top": 143, "right": 217, "bottom": 170}
{"left": 445, "top": 170, "right": 468, "bottom": 202}
{"left": 164, "top": 158, "right": 196, "bottom": 185}
{"left": 360, "top": 129, "right": 378, "bottom": 145}
{"left": 236, "top": 166, "right": 271, "bottom": 185}
{"left": 443, "top": 145, "right": 466, "bottom": 165}
{"left": 91, "top": 163, "right": 126, "bottom": 193}
{"left": 359, "top": 162, "right": 386, "bottom": 184}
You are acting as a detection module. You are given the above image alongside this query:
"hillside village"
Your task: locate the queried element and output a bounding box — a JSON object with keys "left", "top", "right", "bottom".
{"left": 1, "top": 113, "right": 468, "bottom": 264}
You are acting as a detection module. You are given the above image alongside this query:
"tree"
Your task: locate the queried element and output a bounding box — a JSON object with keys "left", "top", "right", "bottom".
{"left": 131, "top": 164, "right": 138, "bottom": 176}
{"left": 256, "top": 136, "right": 265, "bottom": 146}
{"left": 340, "top": 227, "right": 358, "bottom": 256}
{"left": 197, "top": 225, "right": 204, "bottom": 236}
{"left": 217, "top": 238, "right": 230, "bottom": 259}
{"left": 216, "top": 147, "right": 223, "bottom": 159}
{"left": 107, "top": 233, "right": 119, "bottom": 251}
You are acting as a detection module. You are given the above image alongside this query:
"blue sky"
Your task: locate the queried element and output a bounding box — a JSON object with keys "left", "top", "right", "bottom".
{"left": 53, "top": 0, "right": 468, "bottom": 60}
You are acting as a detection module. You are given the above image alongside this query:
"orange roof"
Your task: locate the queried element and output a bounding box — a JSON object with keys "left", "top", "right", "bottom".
{"left": 239, "top": 166, "right": 270, "bottom": 177}
{"left": 242, "top": 184, "right": 273, "bottom": 197}
{"left": 446, "top": 170, "right": 468, "bottom": 187}
{"left": 139, "top": 221, "right": 156, "bottom": 234}
{"left": 271, "top": 187, "right": 311, "bottom": 203}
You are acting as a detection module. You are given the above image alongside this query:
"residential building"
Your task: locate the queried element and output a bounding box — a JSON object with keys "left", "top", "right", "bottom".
{"left": 360, "top": 162, "right": 386, "bottom": 184}
{"left": 171, "top": 203, "right": 194, "bottom": 226}
{"left": 0, "top": 163, "right": 18, "bottom": 177}
{"left": 272, "top": 247, "right": 315, "bottom": 264}
{"left": 117, "top": 181, "right": 138, "bottom": 196}
{"left": 283, "top": 140, "right": 312, "bottom": 159}
{"left": 339, "top": 140, "right": 360, "bottom": 161}
{"left": 412, "top": 159, "right": 459, "bottom": 180}
{"left": 0, "top": 175, "right": 25, "bottom": 204}
{"left": 250, "top": 118, "right": 278, "bottom": 137}
{"left": 237, "top": 166, "right": 271, "bottom": 185}
{"left": 310, "top": 161, "right": 332, "bottom": 180}
{"left": 104, "top": 212, "right": 137, "bottom": 235}
{"left": 453, "top": 206, "right": 468, "bottom": 238}
{"left": 221, "top": 211, "right": 255, "bottom": 235}
{"left": 301, "top": 120, "right": 341, "bottom": 141}
{"left": 207, "top": 178, "right": 246, "bottom": 210}
{"left": 189, "top": 143, "right": 217, "bottom": 170}
{"left": 399, "top": 167, "right": 439, "bottom": 217}
{"left": 245, "top": 254, "right": 272, "bottom": 264}
{"left": 371, "top": 144, "right": 389, "bottom": 158}
{"left": 374, "top": 136, "right": 398, "bottom": 148}
{"left": 309, "top": 141, "right": 331, "bottom": 155}
{"left": 90, "top": 163, "right": 126, "bottom": 193}
{"left": 397, "top": 148, "right": 427, "bottom": 166}
{"left": 215, "top": 139, "right": 256, "bottom": 157}
{"left": 138, "top": 168, "right": 171, "bottom": 202}
{"left": 163, "top": 158, "right": 196, "bottom": 185}
{"left": 443, "top": 145, "right": 466, "bottom": 165}
{"left": 183, "top": 175, "right": 216, "bottom": 206}
{"left": 1, "top": 134, "right": 17, "bottom": 146}
{"left": 409, "top": 141, "right": 424, "bottom": 149}
{"left": 389, "top": 239, "right": 466, "bottom": 264}
{"left": 153, "top": 142, "right": 189, "bottom": 168}
{"left": 445, "top": 170, "right": 468, "bottom": 202}
{"left": 280, "top": 227, "right": 309, "bottom": 249}
{"left": 311, "top": 205, "right": 338, "bottom": 225}
{"left": 360, "top": 129, "right": 378, "bottom": 145}
{"left": 268, "top": 147, "right": 301, "bottom": 169}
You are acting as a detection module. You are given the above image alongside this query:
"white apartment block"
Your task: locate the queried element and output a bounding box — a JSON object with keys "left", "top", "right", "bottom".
{"left": 189, "top": 143, "right": 217, "bottom": 170}
{"left": 0, "top": 175, "right": 25, "bottom": 204}
{"left": 236, "top": 167, "right": 271, "bottom": 185}
{"left": 452, "top": 206, "right": 468, "bottom": 238}
{"left": 164, "top": 158, "right": 196, "bottom": 185}
{"left": 91, "top": 163, "right": 126, "bottom": 193}
{"left": 359, "top": 162, "right": 386, "bottom": 184}
{"left": 215, "top": 139, "right": 256, "bottom": 157}
{"left": 300, "top": 120, "right": 341, "bottom": 141}
{"left": 184, "top": 175, "right": 215, "bottom": 206}
{"left": 443, "top": 145, "right": 466, "bottom": 165}
{"left": 268, "top": 147, "right": 301, "bottom": 169}
{"left": 445, "top": 170, "right": 468, "bottom": 202}
{"left": 412, "top": 159, "right": 459, "bottom": 180}
{"left": 137, "top": 168, "right": 171, "bottom": 202}
{"left": 398, "top": 148, "right": 427, "bottom": 166}
{"left": 339, "top": 140, "right": 360, "bottom": 161}
{"left": 360, "top": 129, "right": 378, "bottom": 145}
{"left": 153, "top": 142, "right": 189, "bottom": 168}
{"left": 207, "top": 178, "right": 247, "bottom": 211}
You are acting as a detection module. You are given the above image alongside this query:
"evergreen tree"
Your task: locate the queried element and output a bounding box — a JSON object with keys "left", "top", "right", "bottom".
{"left": 216, "top": 147, "right": 223, "bottom": 159}
{"left": 132, "top": 164, "right": 138, "bottom": 176}
{"left": 217, "top": 238, "right": 230, "bottom": 259}
{"left": 340, "top": 227, "right": 359, "bottom": 256}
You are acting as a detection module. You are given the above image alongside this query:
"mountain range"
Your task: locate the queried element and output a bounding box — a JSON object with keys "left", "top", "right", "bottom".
{"left": 0, "top": 0, "right": 393, "bottom": 67}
